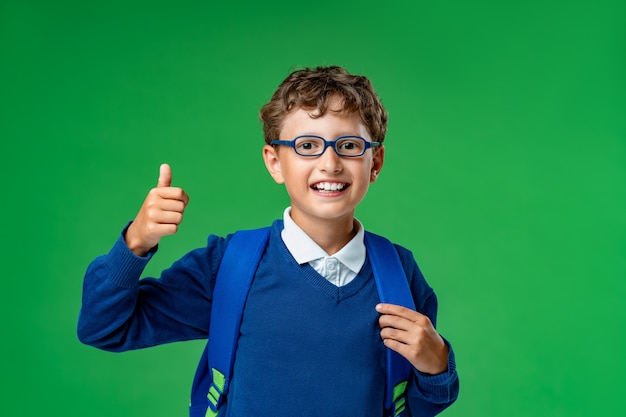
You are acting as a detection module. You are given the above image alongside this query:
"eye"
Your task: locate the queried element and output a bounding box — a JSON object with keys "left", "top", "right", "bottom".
{"left": 337, "top": 138, "right": 365, "bottom": 154}
{"left": 298, "top": 141, "right": 317, "bottom": 150}
{"left": 295, "top": 137, "right": 323, "bottom": 154}
{"left": 339, "top": 141, "right": 356, "bottom": 150}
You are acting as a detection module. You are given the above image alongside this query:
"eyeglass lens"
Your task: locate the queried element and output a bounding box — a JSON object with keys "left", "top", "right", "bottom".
{"left": 295, "top": 136, "right": 366, "bottom": 156}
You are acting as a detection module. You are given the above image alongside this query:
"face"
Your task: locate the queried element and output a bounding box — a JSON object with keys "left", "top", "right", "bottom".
{"left": 263, "top": 98, "right": 384, "bottom": 232}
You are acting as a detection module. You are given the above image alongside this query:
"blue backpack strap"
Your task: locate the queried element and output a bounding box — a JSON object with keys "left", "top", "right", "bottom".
{"left": 190, "top": 227, "right": 271, "bottom": 417}
{"left": 364, "top": 232, "right": 416, "bottom": 417}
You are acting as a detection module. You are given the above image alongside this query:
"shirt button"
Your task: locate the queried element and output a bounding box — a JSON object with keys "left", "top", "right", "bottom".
{"left": 326, "top": 258, "right": 337, "bottom": 271}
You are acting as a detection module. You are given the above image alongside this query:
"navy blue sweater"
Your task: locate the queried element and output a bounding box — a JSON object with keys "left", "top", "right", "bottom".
{"left": 78, "top": 220, "right": 458, "bottom": 416}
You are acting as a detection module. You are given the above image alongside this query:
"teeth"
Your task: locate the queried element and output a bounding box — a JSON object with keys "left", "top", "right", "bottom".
{"left": 314, "top": 182, "right": 346, "bottom": 191}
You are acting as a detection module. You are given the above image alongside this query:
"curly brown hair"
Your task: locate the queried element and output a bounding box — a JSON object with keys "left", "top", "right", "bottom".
{"left": 259, "top": 66, "right": 388, "bottom": 145}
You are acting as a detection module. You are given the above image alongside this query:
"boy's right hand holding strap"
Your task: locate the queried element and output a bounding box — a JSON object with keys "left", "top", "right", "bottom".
{"left": 125, "top": 163, "right": 189, "bottom": 256}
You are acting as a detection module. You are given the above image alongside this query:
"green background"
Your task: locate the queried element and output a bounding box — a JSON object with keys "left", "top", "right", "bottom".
{"left": 1, "top": 0, "right": 624, "bottom": 416}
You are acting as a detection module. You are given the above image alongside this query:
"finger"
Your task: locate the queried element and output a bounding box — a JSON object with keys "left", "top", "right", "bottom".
{"left": 376, "top": 303, "right": 427, "bottom": 321}
{"left": 382, "top": 337, "right": 409, "bottom": 353}
{"left": 157, "top": 199, "right": 187, "bottom": 213}
{"left": 382, "top": 329, "right": 449, "bottom": 375}
{"left": 380, "top": 326, "right": 410, "bottom": 343}
{"left": 156, "top": 187, "right": 189, "bottom": 205}
{"left": 376, "top": 303, "right": 413, "bottom": 316}
{"left": 378, "top": 314, "right": 414, "bottom": 332}
{"left": 157, "top": 163, "right": 172, "bottom": 188}
{"left": 381, "top": 338, "right": 420, "bottom": 365}
{"left": 380, "top": 311, "right": 433, "bottom": 332}
{"left": 149, "top": 222, "right": 179, "bottom": 237}
{"left": 153, "top": 210, "right": 184, "bottom": 225}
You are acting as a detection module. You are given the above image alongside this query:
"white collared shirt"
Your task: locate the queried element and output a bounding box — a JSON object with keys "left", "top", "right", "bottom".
{"left": 281, "top": 207, "right": 366, "bottom": 287}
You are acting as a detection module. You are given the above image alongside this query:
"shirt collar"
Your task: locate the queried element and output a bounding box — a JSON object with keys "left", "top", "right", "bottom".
{"left": 281, "top": 207, "right": 366, "bottom": 274}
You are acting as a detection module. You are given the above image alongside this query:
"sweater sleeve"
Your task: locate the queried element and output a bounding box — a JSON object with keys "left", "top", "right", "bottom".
{"left": 406, "top": 333, "right": 460, "bottom": 416}
{"left": 77, "top": 223, "right": 227, "bottom": 352}
{"left": 395, "top": 245, "right": 460, "bottom": 416}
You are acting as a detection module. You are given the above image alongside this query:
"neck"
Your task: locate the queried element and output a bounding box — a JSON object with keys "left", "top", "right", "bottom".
{"left": 291, "top": 212, "right": 357, "bottom": 255}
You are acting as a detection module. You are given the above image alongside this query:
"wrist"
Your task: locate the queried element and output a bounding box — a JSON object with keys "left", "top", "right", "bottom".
{"left": 124, "top": 223, "right": 152, "bottom": 256}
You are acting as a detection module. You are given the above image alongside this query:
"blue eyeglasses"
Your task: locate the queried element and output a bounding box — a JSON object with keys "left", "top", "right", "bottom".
{"left": 270, "top": 135, "right": 380, "bottom": 157}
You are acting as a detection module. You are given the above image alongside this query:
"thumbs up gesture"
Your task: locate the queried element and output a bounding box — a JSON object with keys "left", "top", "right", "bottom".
{"left": 125, "top": 164, "right": 189, "bottom": 256}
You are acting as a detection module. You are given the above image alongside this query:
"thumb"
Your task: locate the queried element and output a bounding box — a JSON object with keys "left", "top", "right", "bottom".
{"left": 157, "top": 163, "right": 172, "bottom": 187}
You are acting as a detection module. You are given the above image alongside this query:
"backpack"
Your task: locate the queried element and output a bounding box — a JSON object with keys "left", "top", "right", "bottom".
{"left": 189, "top": 227, "right": 416, "bottom": 417}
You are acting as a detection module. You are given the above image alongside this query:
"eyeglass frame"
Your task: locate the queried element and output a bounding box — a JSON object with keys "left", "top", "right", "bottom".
{"left": 269, "top": 135, "right": 381, "bottom": 157}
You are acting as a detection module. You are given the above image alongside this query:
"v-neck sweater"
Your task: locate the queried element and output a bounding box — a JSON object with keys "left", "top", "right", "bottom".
{"left": 78, "top": 220, "right": 458, "bottom": 416}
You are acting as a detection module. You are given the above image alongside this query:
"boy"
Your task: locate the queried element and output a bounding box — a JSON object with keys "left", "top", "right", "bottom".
{"left": 78, "top": 66, "right": 459, "bottom": 416}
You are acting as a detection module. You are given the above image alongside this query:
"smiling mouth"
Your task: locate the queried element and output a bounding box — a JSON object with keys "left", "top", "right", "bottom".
{"left": 311, "top": 182, "right": 349, "bottom": 192}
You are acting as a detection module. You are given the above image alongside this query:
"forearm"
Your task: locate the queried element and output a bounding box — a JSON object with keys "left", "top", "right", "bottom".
{"left": 77, "top": 230, "right": 156, "bottom": 351}
{"left": 77, "top": 226, "right": 223, "bottom": 351}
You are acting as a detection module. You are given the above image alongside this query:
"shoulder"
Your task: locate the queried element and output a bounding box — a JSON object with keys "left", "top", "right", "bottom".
{"left": 364, "top": 230, "right": 435, "bottom": 304}
{"left": 225, "top": 220, "right": 282, "bottom": 240}
{"left": 217, "top": 220, "right": 282, "bottom": 256}
{"left": 363, "top": 230, "right": 419, "bottom": 273}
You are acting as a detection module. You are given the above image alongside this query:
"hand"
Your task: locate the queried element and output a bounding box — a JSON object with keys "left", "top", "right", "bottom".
{"left": 125, "top": 163, "right": 189, "bottom": 256}
{"left": 376, "top": 303, "right": 449, "bottom": 375}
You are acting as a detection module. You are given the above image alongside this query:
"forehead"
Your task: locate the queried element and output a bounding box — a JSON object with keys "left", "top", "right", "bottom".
{"left": 280, "top": 105, "right": 368, "bottom": 139}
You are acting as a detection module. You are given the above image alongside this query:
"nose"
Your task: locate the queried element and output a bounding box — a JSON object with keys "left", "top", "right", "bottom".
{"left": 318, "top": 145, "right": 343, "bottom": 173}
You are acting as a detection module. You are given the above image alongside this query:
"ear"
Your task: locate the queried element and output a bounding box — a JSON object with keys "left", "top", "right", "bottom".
{"left": 370, "top": 145, "right": 385, "bottom": 183}
{"left": 263, "top": 144, "right": 285, "bottom": 184}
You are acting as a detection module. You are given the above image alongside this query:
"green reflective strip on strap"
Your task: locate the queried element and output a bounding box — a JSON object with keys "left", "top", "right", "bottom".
{"left": 393, "top": 380, "right": 408, "bottom": 402}
{"left": 392, "top": 380, "right": 408, "bottom": 416}
{"left": 205, "top": 368, "right": 226, "bottom": 417}
{"left": 212, "top": 368, "right": 226, "bottom": 391}
{"left": 207, "top": 386, "right": 220, "bottom": 406}
{"left": 393, "top": 397, "right": 406, "bottom": 416}
{"left": 204, "top": 407, "right": 218, "bottom": 417}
